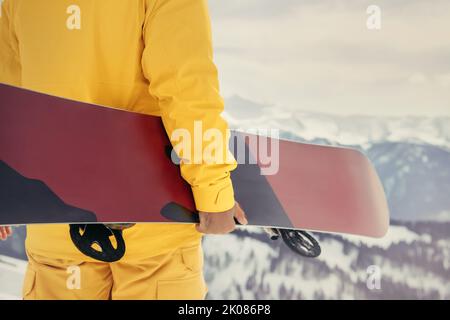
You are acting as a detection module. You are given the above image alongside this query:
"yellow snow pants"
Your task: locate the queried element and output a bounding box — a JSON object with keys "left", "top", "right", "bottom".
{"left": 22, "top": 244, "right": 207, "bottom": 300}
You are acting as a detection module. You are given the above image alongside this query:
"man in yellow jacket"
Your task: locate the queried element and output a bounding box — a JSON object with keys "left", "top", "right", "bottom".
{"left": 0, "top": 0, "right": 246, "bottom": 299}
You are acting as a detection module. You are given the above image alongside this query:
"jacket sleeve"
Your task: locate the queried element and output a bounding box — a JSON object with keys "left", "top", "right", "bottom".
{"left": 0, "top": 0, "right": 21, "bottom": 86}
{"left": 141, "top": 0, "right": 237, "bottom": 213}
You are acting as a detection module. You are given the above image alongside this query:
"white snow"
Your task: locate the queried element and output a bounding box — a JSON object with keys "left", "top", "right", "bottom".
{"left": 263, "top": 269, "right": 343, "bottom": 300}
{"left": 422, "top": 211, "right": 450, "bottom": 222}
{"left": 317, "top": 239, "right": 358, "bottom": 279}
{"left": 203, "top": 234, "right": 278, "bottom": 299}
{"left": 376, "top": 259, "right": 450, "bottom": 297}
{"left": 0, "top": 293, "right": 21, "bottom": 300}
{"left": 203, "top": 233, "right": 354, "bottom": 300}
{"left": 224, "top": 99, "right": 450, "bottom": 149}
{"left": 0, "top": 255, "right": 27, "bottom": 300}
{"left": 338, "top": 225, "right": 432, "bottom": 249}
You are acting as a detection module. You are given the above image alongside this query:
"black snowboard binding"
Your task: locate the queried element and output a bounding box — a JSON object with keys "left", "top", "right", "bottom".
{"left": 266, "top": 228, "right": 321, "bottom": 258}
{"left": 70, "top": 224, "right": 126, "bottom": 263}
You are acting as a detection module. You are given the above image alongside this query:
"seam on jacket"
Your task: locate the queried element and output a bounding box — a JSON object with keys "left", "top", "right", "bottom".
{"left": 142, "top": 0, "right": 160, "bottom": 39}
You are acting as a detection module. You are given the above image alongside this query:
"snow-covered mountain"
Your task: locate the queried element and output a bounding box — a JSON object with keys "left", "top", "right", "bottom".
{"left": 368, "top": 142, "right": 450, "bottom": 221}
{"left": 203, "top": 223, "right": 449, "bottom": 300}
{"left": 224, "top": 95, "right": 450, "bottom": 150}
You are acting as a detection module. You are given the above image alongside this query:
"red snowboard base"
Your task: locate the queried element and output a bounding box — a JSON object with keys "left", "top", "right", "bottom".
{"left": 0, "top": 84, "right": 389, "bottom": 237}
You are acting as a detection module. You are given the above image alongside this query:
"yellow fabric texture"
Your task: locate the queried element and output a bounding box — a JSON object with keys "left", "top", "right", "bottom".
{"left": 23, "top": 244, "right": 207, "bottom": 300}
{"left": 0, "top": 0, "right": 236, "bottom": 260}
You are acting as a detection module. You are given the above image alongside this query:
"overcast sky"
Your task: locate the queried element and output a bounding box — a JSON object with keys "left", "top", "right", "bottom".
{"left": 208, "top": 0, "right": 450, "bottom": 116}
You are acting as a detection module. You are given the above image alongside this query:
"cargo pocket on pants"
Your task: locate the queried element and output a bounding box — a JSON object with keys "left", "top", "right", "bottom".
{"left": 181, "top": 245, "right": 204, "bottom": 273}
{"left": 156, "top": 273, "right": 207, "bottom": 300}
{"left": 22, "top": 266, "right": 36, "bottom": 300}
{"left": 156, "top": 245, "right": 207, "bottom": 300}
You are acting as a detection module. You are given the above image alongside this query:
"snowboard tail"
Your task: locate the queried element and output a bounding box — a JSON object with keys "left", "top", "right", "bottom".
{"left": 0, "top": 84, "right": 389, "bottom": 237}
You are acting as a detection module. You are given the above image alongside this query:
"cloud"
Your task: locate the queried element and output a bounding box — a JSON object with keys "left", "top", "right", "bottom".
{"left": 208, "top": 0, "right": 302, "bottom": 20}
{"left": 408, "top": 73, "right": 428, "bottom": 85}
{"left": 208, "top": 0, "right": 450, "bottom": 116}
{"left": 435, "top": 74, "right": 450, "bottom": 88}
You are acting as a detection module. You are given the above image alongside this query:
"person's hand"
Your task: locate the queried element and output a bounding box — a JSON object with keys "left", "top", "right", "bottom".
{"left": 196, "top": 202, "right": 247, "bottom": 234}
{"left": 0, "top": 226, "right": 13, "bottom": 240}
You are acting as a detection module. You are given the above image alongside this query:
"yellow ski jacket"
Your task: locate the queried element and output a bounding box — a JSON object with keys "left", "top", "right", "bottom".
{"left": 0, "top": 0, "right": 236, "bottom": 259}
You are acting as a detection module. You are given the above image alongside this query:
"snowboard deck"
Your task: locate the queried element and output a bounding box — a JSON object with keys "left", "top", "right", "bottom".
{"left": 0, "top": 84, "right": 389, "bottom": 237}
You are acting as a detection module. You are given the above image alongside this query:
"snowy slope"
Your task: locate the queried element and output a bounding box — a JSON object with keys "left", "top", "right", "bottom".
{"left": 0, "top": 255, "right": 27, "bottom": 300}
{"left": 340, "top": 225, "right": 432, "bottom": 249}
{"left": 203, "top": 222, "right": 450, "bottom": 300}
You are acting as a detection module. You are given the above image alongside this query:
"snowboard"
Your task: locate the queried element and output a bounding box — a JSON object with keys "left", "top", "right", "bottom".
{"left": 0, "top": 83, "right": 389, "bottom": 240}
